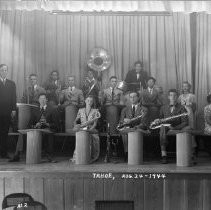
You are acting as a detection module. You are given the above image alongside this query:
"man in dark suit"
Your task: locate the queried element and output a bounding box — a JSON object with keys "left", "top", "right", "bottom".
{"left": 124, "top": 61, "right": 148, "bottom": 92}
{"left": 0, "top": 64, "right": 16, "bottom": 158}
{"left": 153, "top": 89, "right": 188, "bottom": 164}
{"left": 10, "top": 93, "right": 60, "bottom": 162}
{"left": 119, "top": 91, "right": 148, "bottom": 160}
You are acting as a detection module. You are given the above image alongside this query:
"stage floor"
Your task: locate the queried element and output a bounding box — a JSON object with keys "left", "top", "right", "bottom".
{"left": 0, "top": 155, "right": 211, "bottom": 174}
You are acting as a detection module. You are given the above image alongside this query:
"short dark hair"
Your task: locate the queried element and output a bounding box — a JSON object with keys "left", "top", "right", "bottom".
{"left": 129, "top": 91, "right": 139, "bottom": 98}
{"left": 29, "top": 73, "right": 37, "bottom": 78}
{"left": 134, "top": 61, "right": 143, "bottom": 67}
{"left": 38, "top": 93, "right": 47, "bottom": 99}
{"left": 207, "top": 94, "right": 211, "bottom": 103}
{"left": 51, "top": 70, "right": 59, "bottom": 76}
{"left": 0, "top": 64, "right": 7, "bottom": 69}
{"left": 168, "top": 89, "right": 178, "bottom": 95}
{"left": 109, "top": 76, "right": 117, "bottom": 81}
{"left": 147, "top": 77, "right": 156, "bottom": 83}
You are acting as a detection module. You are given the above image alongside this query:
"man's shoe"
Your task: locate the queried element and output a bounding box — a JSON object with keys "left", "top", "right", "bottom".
{"left": 161, "top": 156, "right": 168, "bottom": 164}
{"left": 9, "top": 155, "right": 20, "bottom": 162}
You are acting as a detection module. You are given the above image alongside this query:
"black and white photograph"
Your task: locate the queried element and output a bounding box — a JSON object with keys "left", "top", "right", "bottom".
{"left": 0, "top": 0, "right": 211, "bottom": 209}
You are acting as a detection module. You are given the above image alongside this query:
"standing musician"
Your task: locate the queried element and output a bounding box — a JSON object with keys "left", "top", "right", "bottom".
{"left": 82, "top": 69, "right": 100, "bottom": 107}
{"left": 0, "top": 64, "right": 16, "bottom": 159}
{"left": 141, "top": 77, "right": 163, "bottom": 124}
{"left": 73, "top": 95, "right": 101, "bottom": 163}
{"left": 10, "top": 93, "right": 60, "bottom": 162}
{"left": 101, "top": 76, "right": 124, "bottom": 106}
{"left": 204, "top": 93, "right": 211, "bottom": 156}
{"left": 43, "top": 70, "right": 63, "bottom": 106}
{"left": 124, "top": 61, "right": 148, "bottom": 92}
{"left": 22, "top": 73, "right": 46, "bottom": 106}
{"left": 59, "top": 76, "right": 84, "bottom": 108}
{"left": 151, "top": 89, "right": 188, "bottom": 164}
{"left": 119, "top": 91, "right": 148, "bottom": 161}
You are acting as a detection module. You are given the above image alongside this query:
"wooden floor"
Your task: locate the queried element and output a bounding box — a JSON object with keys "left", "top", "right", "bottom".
{"left": 0, "top": 155, "right": 211, "bottom": 210}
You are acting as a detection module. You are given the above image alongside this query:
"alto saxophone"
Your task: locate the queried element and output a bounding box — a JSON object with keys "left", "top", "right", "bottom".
{"left": 80, "top": 111, "right": 101, "bottom": 130}
{"left": 149, "top": 112, "right": 188, "bottom": 130}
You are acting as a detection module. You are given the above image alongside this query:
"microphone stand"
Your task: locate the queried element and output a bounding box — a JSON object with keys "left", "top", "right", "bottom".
{"left": 104, "top": 123, "right": 111, "bottom": 163}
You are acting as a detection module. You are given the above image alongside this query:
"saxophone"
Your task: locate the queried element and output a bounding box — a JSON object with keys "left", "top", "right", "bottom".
{"left": 149, "top": 112, "right": 188, "bottom": 130}
{"left": 116, "top": 112, "right": 144, "bottom": 131}
{"left": 80, "top": 111, "right": 101, "bottom": 130}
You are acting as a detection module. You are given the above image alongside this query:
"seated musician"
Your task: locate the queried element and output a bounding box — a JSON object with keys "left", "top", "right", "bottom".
{"left": 152, "top": 89, "right": 188, "bottom": 164}
{"left": 119, "top": 91, "right": 148, "bottom": 161}
{"left": 124, "top": 61, "right": 148, "bottom": 92}
{"left": 101, "top": 76, "right": 124, "bottom": 106}
{"left": 59, "top": 76, "right": 84, "bottom": 108}
{"left": 43, "top": 70, "right": 63, "bottom": 106}
{"left": 22, "top": 73, "right": 46, "bottom": 106}
{"left": 9, "top": 93, "right": 60, "bottom": 162}
{"left": 73, "top": 95, "right": 100, "bottom": 163}
{"left": 82, "top": 69, "right": 100, "bottom": 107}
{"left": 141, "top": 77, "right": 162, "bottom": 124}
{"left": 203, "top": 93, "right": 211, "bottom": 156}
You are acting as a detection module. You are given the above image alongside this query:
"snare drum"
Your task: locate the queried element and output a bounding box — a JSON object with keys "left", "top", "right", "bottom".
{"left": 65, "top": 105, "right": 78, "bottom": 133}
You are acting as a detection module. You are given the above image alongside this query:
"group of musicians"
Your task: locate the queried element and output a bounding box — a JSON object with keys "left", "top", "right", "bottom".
{"left": 1, "top": 61, "right": 211, "bottom": 164}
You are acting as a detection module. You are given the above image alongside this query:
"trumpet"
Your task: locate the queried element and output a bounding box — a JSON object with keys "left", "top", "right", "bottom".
{"left": 149, "top": 112, "right": 188, "bottom": 130}
{"left": 116, "top": 112, "right": 144, "bottom": 131}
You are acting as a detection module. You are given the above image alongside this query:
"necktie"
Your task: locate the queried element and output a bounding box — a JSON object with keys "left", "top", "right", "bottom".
{"left": 170, "top": 105, "right": 175, "bottom": 114}
{"left": 111, "top": 88, "right": 114, "bottom": 103}
{"left": 132, "top": 105, "right": 136, "bottom": 117}
{"left": 3, "top": 79, "right": 5, "bottom": 85}
{"left": 137, "top": 74, "right": 140, "bottom": 80}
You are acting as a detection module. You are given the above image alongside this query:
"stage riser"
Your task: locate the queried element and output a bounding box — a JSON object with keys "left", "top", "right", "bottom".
{"left": 0, "top": 173, "right": 211, "bottom": 210}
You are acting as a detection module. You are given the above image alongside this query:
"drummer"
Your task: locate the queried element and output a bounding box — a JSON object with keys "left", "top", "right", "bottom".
{"left": 124, "top": 61, "right": 148, "bottom": 92}
{"left": 101, "top": 76, "right": 124, "bottom": 106}
{"left": 43, "top": 70, "right": 64, "bottom": 106}
{"left": 119, "top": 91, "right": 148, "bottom": 161}
{"left": 22, "top": 73, "right": 46, "bottom": 106}
{"left": 59, "top": 76, "right": 84, "bottom": 108}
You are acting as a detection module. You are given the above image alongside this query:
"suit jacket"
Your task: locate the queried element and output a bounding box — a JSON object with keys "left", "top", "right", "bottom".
{"left": 29, "top": 105, "right": 60, "bottom": 131}
{"left": 22, "top": 85, "right": 46, "bottom": 105}
{"left": 60, "top": 87, "right": 84, "bottom": 107}
{"left": 0, "top": 79, "right": 16, "bottom": 115}
{"left": 141, "top": 88, "right": 162, "bottom": 107}
{"left": 159, "top": 103, "right": 188, "bottom": 129}
{"left": 101, "top": 87, "right": 124, "bottom": 106}
{"left": 43, "top": 79, "right": 63, "bottom": 104}
{"left": 120, "top": 104, "right": 148, "bottom": 126}
{"left": 124, "top": 69, "right": 148, "bottom": 91}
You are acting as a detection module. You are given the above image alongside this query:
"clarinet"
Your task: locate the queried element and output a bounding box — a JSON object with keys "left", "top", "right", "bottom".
{"left": 104, "top": 123, "right": 111, "bottom": 163}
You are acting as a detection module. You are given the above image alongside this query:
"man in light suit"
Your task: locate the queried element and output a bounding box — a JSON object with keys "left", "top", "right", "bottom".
{"left": 120, "top": 91, "right": 148, "bottom": 161}
{"left": 59, "top": 76, "right": 84, "bottom": 108}
{"left": 0, "top": 64, "right": 16, "bottom": 158}
{"left": 101, "top": 76, "right": 124, "bottom": 106}
{"left": 141, "top": 77, "right": 163, "bottom": 124}
{"left": 22, "top": 73, "right": 46, "bottom": 106}
{"left": 124, "top": 61, "right": 148, "bottom": 92}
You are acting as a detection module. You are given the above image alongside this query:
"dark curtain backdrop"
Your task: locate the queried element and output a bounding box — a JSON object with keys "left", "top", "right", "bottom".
{"left": 0, "top": 11, "right": 192, "bottom": 102}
